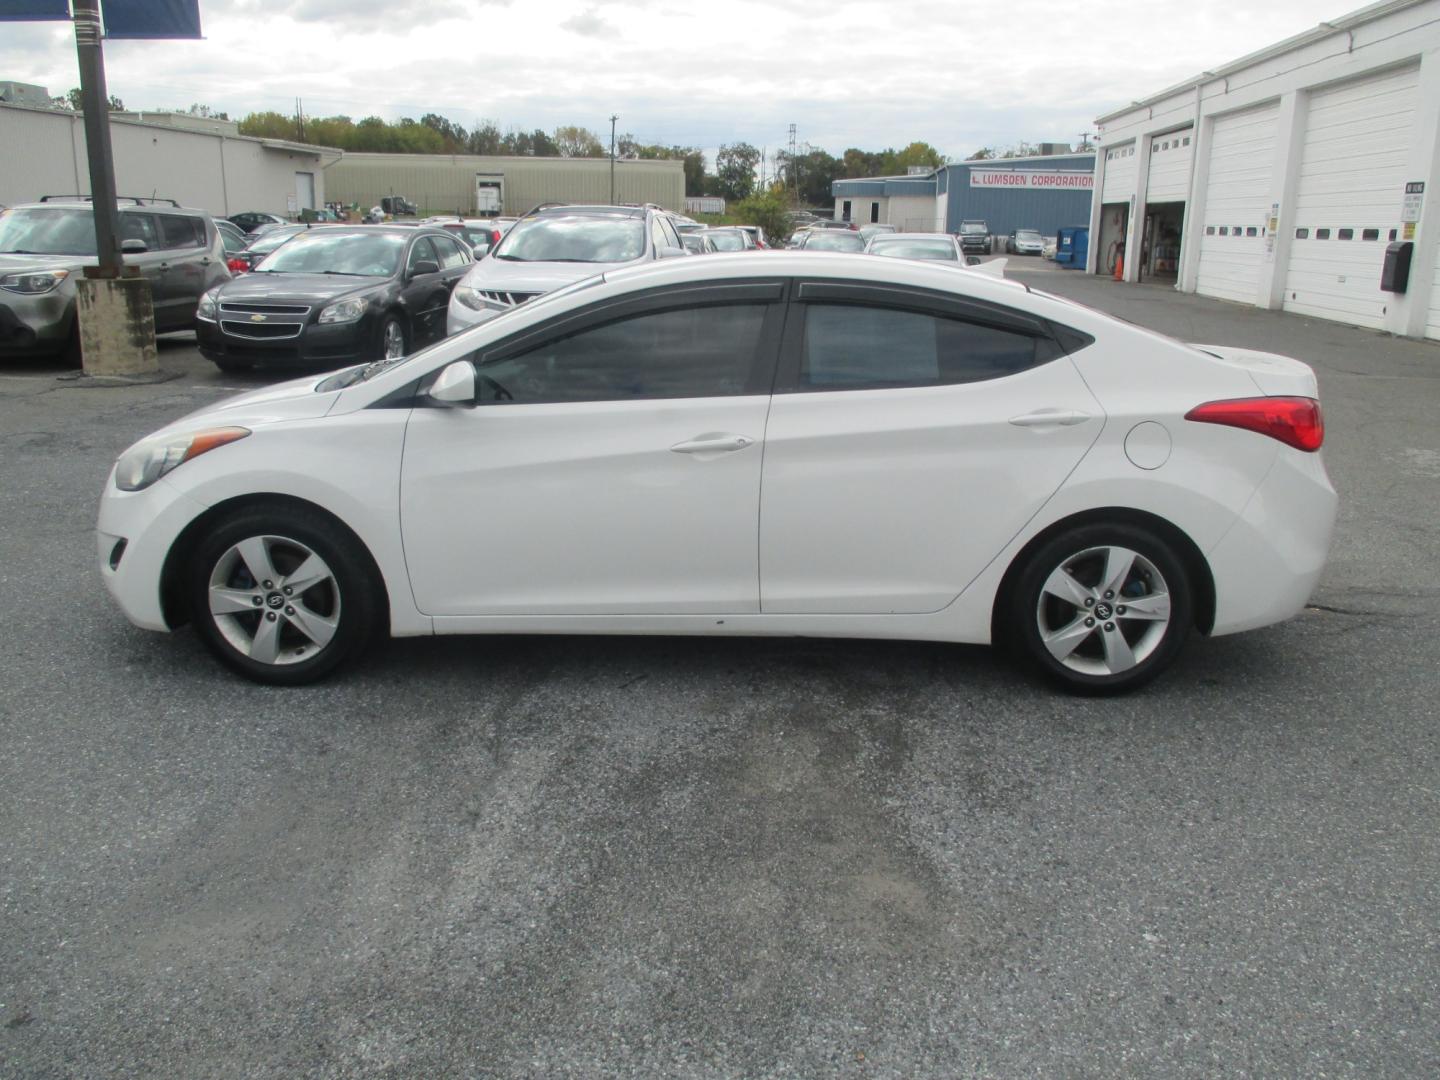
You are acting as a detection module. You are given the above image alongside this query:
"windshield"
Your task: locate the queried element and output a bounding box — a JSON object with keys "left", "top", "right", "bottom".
{"left": 870, "top": 239, "right": 958, "bottom": 261}
{"left": 1017, "top": 230, "right": 1042, "bottom": 241}
{"left": 247, "top": 226, "right": 307, "bottom": 255}
{"left": 805, "top": 231, "right": 866, "bottom": 252}
{"left": 960, "top": 223, "right": 987, "bottom": 234}
{"left": 255, "top": 231, "right": 404, "bottom": 276}
{"left": 707, "top": 231, "right": 746, "bottom": 252}
{"left": 0, "top": 208, "right": 96, "bottom": 255}
{"left": 493, "top": 215, "right": 645, "bottom": 263}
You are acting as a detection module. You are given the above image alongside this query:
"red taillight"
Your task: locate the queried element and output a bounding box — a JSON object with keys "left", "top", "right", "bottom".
{"left": 226, "top": 257, "right": 248, "bottom": 273}
{"left": 1185, "top": 396, "right": 1324, "bottom": 452}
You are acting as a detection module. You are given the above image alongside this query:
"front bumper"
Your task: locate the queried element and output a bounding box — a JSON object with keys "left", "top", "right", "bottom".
{"left": 0, "top": 287, "right": 75, "bottom": 357}
{"left": 97, "top": 472, "right": 213, "bottom": 632}
{"left": 196, "top": 315, "right": 370, "bottom": 370}
{"left": 446, "top": 298, "right": 506, "bottom": 337}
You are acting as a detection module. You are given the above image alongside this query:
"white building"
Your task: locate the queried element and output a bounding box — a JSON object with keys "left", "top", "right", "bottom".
{"left": 0, "top": 103, "right": 337, "bottom": 218}
{"left": 1089, "top": 0, "right": 1440, "bottom": 341}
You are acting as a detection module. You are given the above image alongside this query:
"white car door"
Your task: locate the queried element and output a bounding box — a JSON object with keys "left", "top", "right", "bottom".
{"left": 400, "top": 283, "right": 785, "bottom": 616}
{"left": 759, "top": 281, "right": 1104, "bottom": 614}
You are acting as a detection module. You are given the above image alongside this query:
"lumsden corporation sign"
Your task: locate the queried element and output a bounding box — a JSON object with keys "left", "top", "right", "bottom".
{"left": 969, "top": 170, "right": 1095, "bottom": 190}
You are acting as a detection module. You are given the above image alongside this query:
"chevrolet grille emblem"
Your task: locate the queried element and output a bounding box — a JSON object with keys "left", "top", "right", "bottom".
{"left": 249, "top": 314, "right": 266, "bottom": 322}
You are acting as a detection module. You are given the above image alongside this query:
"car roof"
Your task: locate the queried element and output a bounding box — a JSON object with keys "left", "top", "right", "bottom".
{"left": 11, "top": 198, "right": 208, "bottom": 215}
{"left": 535, "top": 204, "right": 646, "bottom": 218}
{"left": 869, "top": 233, "right": 957, "bottom": 241}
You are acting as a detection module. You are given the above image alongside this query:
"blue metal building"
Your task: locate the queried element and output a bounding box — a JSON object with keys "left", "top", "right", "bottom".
{"left": 832, "top": 152, "right": 1095, "bottom": 237}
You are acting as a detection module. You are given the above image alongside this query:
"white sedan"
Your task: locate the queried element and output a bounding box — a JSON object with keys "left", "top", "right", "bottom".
{"left": 97, "top": 252, "right": 1337, "bottom": 693}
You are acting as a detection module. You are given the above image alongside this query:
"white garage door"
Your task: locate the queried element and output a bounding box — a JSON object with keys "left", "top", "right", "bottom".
{"left": 1146, "top": 129, "right": 1194, "bottom": 203}
{"left": 1101, "top": 142, "right": 1138, "bottom": 203}
{"left": 1283, "top": 64, "right": 1419, "bottom": 329}
{"left": 1196, "top": 103, "right": 1280, "bottom": 305}
{"left": 1428, "top": 238, "right": 1440, "bottom": 341}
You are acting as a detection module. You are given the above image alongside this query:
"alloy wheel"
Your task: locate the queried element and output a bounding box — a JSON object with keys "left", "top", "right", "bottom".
{"left": 207, "top": 534, "right": 341, "bottom": 666}
{"left": 1034, "top": 544, "right": 1172, "bottom": 677}
{"left": 382, "top": 320, "right": 405, "bottom": 360}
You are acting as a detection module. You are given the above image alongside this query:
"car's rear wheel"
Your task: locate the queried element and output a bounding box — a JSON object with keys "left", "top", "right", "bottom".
{"left": 1010, "top": 523, "right": 1192, "bottom": 694}
{"left": 186, "top": 506, "right": 381, "bottom": 685}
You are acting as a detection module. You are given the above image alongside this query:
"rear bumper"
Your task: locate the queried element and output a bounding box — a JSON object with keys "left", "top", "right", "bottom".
{"left": 1207, "top": 447, "right": 1338, "bottom": 635}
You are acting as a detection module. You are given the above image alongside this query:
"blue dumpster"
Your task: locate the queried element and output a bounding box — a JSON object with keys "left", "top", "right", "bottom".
{"left": 1055, "top": 225, "right": 1089, "bottom": 269}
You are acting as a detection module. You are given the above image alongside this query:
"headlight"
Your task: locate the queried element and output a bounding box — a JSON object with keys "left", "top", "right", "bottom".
{"left": 114, "top": 427, "right": 250, "bottom": 492}
{"left": 318, "top": 297, "right": 367, "bottom": 324}
{"left": 453, "top": 285, "right": 506, "bottom": 312}
{"left": 196, "top": 286, "right": 220, "bottom": 322}
{"left": 1, "top": 269, "right": 70, "bottom": 295}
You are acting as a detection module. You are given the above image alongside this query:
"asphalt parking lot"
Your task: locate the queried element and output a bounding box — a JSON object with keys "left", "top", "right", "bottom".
{"left": 2, "top": 273, "right": 1438, "bottom": 1079}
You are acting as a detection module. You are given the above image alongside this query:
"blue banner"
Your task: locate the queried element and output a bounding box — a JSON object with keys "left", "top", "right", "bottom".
{"left": 0, "top": 0, "right": 70, "bottom": 20}
{"left": 102, "top": 0, "right": 201, "bottom": 38}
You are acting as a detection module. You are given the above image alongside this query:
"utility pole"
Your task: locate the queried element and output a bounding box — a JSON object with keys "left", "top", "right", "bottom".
{"left": 73, "top": 0, "right": 121, "bottom": 275}
{"left": 609, "top": 114, "right": 618, "bottom": 204}
{"left": 787, "top": 123, "right": 797, "bottom": 200}
{"left": 70, "top": 0, "right": 159, "bottom": 375}
{"left": 1078, "top": 131, "right": 1093, "bottom": 150}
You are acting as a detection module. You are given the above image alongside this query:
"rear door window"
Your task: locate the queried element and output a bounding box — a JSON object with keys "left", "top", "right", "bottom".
{"left": 119, "top": 213, "right": 159, "bottom": 249}
{"left": 791, "top": 303, "right": 1056, "bottom": 391}
{"left": 156, "top": 214, "right": 205, "bottom": 250}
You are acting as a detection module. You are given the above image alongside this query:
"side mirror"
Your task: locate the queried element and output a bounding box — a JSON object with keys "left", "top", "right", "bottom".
{"left": 409, "top": 259, "right": 440, "bottom": 277}
{"left": 656, "top": 245, "right": 689, "bottom": 259}
{"left": 121, "top": 238, "right": 148, "bottom": 254}
{"left": 965, "top": 256, "right": 982, "bottom": 266}
{"left": 426, "top": 360, "right": 477, "bottom": 408}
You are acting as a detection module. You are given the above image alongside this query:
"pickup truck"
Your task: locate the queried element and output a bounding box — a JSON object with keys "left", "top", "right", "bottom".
{"left": 958, "top": 220, "right": 991, "bottom": 254}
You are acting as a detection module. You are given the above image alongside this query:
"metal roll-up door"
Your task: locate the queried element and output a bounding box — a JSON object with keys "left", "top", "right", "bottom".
{"left": 1196, "top": 103, "right": 1280, "bottom": 305}
{"left": 1101, "top": 143, "right": 1138, "bottom": 203}
{"left": 1145, "top": 129, "right": 1193, "bottom": 203}
{"left": 1283, "top": 64, "right": 1419, "bottom": 329}
{"left": 1427, "top": 239, "right": 1440, "bottom": 340}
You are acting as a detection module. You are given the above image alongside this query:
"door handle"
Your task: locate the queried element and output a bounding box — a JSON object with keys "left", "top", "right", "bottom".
{"left": 670, "top": 434, "right": 754, "bottom": 454}
{"left": 1009, "top": 409, "right": 1090, "bottom": 427}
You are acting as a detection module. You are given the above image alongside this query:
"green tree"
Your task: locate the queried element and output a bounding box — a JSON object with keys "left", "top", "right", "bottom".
{"left": 966, "top": 147, "right": 996, "bottom": 160}
{"left": 734, "top": 187, "right": 793, "bottom": 244}
{"left": 420, "top": 112, "right": 467, "bottom": 153}
{"left": 554, "top": 125, "right": 605, "bottom": 157}
{"left": 715, "top": 142, "right": 760, "bottom": 202}
{"left": 52, "top": 87, "right": 123, "bottom": 111}
{"left": 894, "top": 141, "right": 943, "bottom": 171}
{"left": 467, "top": 120, "right": 503, "bottom": 155}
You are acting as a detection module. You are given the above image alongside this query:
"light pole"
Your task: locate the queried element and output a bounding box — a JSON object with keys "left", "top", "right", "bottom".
{"left": 609, "top": 114, "right": 618, "bottom": 204}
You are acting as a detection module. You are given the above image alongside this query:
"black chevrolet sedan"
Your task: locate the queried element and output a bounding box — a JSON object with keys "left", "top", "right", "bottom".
{"left": 196, "top": 226, "right": 471, "bottom": 372}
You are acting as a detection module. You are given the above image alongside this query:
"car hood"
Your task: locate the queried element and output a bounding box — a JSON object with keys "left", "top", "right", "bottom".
{"left": 216, "top": 272, "right": 384, "bottom": 306}
{"left": 461, "top": 259, "right": 618, "bottom": 293}
{"left": 0, "top": 252, "right": 93, "bottom": 273}
{"left": 155, "top": 373, "right": 341, "bottom": 436}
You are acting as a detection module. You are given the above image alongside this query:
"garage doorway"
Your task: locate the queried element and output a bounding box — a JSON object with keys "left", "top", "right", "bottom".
{"left": 1141, "top": 201, "right": 1184, "bottom": 282}
{"left": 294, "top": 171, "right": 316, "bottom": 212}
{"left": 1096, "top": 203, "right": 1128, "bottom": 275}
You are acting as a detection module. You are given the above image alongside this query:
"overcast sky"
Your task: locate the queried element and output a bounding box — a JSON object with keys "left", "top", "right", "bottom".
{"left": 2, "top": 0, "right": 1341, "bottom": 166}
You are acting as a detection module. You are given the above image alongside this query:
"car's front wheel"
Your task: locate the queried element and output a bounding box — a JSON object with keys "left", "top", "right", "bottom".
{"left": 1009, "top": 523, "right": 1192, "bottom": 694}
{"left": 376, "top": 315, "right": 407, "bottom": 362}
{"left": 186, "top": 505, "right": 381, "bottom": 685}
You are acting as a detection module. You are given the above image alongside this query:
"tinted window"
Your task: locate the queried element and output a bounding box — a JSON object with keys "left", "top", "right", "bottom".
{"left": 120, "top": 213, "right": 158, "bottom": 249}
{"left": 157, "top": 214, "right": 204, "bottom": 249}
{"left": 407, "top": 236, "right": 439, "bottom": 272}
{"left": 707, "top": 231, "right": 746, "bottom": 252}
{"left": 432, "top": 234, "right": 469, "bottom": 269}
{"left": 478, "top": 304, "right": 768, "bottom": 404}
{"left": 798, "top": 304, "right": 1046, "bottom": 391}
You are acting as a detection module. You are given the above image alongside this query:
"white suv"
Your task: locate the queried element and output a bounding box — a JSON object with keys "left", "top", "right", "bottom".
{"left": 447, "top": 204, "right": 687, "bottom": 335}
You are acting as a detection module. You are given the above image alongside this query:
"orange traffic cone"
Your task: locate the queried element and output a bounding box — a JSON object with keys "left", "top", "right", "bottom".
{"left": 1113, "top": 253, "right": 1124, "bottom": 281}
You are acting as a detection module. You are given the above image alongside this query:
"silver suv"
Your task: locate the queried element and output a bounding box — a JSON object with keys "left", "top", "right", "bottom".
{"left": 446, "top": 204, "right": 687, "bottom": 336}
{"left": 0, "top": 196, "right": 231, "bottom": 362}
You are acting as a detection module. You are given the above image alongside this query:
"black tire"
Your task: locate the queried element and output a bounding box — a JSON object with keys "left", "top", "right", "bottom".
{"left": 186, "top": 504, "right": 383, "bottom": 685}
{"left": 375, "top": 314, "right": 407, "bottom": 363}
{"left": 212, "top": 355, "right": 254, "bottom": 374}
{"left": 1008, "top": 522, "right": 1192, "bottom": 695}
